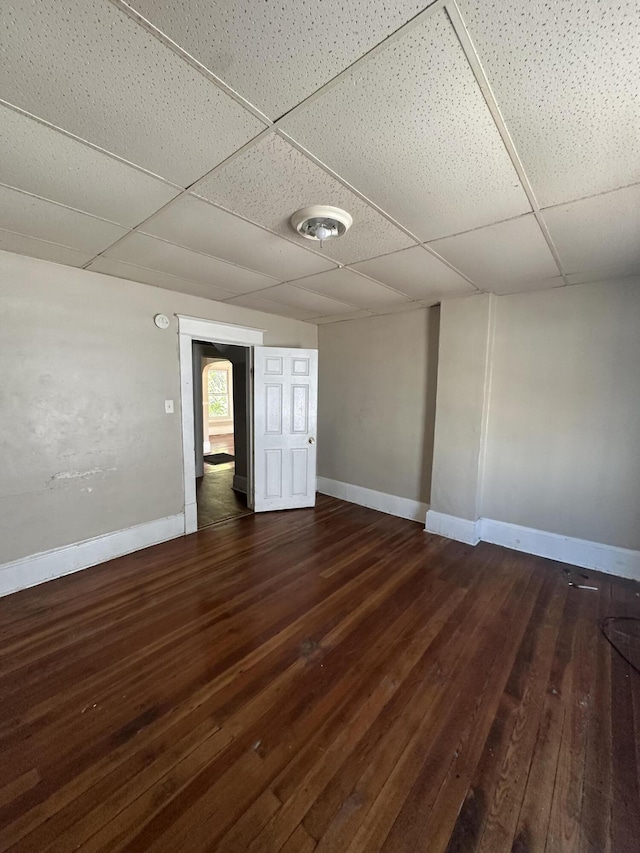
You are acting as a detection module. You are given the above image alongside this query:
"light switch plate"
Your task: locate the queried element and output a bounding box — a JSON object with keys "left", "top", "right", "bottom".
{"left": 164, "top": 400, "right": 174, "bottom": 414}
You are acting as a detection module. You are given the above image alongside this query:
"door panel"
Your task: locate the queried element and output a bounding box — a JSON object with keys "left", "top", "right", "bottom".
{"left": 253, "top": 347, "right": 318, "bottom": 512}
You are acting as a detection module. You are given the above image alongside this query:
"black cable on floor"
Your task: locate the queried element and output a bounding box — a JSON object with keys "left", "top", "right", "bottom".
{"left": 600, "top": 616, "right": 640, "bottom": 675}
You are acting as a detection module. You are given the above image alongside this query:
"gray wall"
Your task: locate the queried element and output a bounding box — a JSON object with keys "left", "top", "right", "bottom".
{"left": 317, "top": 307, "right": 440, "bottom": 504}
{"left": 0, "top": 250, "right": 316, "bottom": 564}
{"left": 482, "top": 278, "right": 640, "bottom": 550}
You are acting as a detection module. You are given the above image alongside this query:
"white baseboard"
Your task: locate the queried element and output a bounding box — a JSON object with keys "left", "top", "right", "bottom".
{"left": 233, "top": 474, "right": 247, "bottom": 494}
{"left": 423, "top": 510, "right": 640, "bottom": 580}
{"left": 425, "top": 510, "right": 480, "bottom": 545}
{"left": 0, "top": 513, "right": 185, "bottom": 598}
{"left": 317, "top": 477, "right": 428, "bottom": 523}
{"left": 480, "top": 518, "right": 640, "bottom": 581}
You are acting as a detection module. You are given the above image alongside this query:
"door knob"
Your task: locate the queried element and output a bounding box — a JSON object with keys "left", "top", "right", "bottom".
{"left": 308, "top": 437, "right": 315, "bottom": 444}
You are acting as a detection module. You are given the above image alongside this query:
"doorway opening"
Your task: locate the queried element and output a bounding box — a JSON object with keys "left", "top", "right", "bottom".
{"left": 193, "top": 341, "right": 252, "bottom": 528}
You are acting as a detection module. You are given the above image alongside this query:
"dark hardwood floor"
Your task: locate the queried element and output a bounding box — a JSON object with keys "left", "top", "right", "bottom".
{"left": 0, "top": 496, "right": 638, "bottom": 852}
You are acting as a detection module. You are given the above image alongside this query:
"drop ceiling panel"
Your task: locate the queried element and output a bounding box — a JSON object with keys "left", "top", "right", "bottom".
{"left": 124, "top": 0, "right": 430, "bottom": 118}
{"left": 0, "top": 105, "right": 180, "bottom": 227}
{"left": 142, "top": 194, "right": 335, "bottom": 281}
{"left": 458, "top": 0, "right": 640, "bottom": 206}
{"left": 0, "top": 186, "right": 128, "bottom": 254}
{"left": 104, "top": 233, "right": 279, "bottom": 294}
{"left": 249, "top": 284, "right": 354, "bottom": 316}
{"left": 567, "top": 271, "right": 640, "bottom": 286}
{"left": 312, "top": 310, "right": 375, "bottom": 324}
{"left": 195, "top": 133, "right": 415, "bottom": 264}
{"left": 279, "top": 9, "right": 530, "bottom": 241}
{"left": 352, "top": 245, "right": 476, "bottom": 302}
{"left": 489, "top": 276, "right": 565, "bottom": 296}
{"left": 222, "top": 294, "right": 318, "bottom": 321}
{"left": 368, "top": 301, "right": 429, "bottom": 315}
{"left": 0, "top": 230, "right": 94, "bottom": 268}
{"left": 0, "top": 0, "right": 265, "bottom": 186}
{"left": 293, "top": 269, "right": 412, "bottom": 310}
{"left": 541, "top": 185, "right": 640, "bottom": 280}
{"left": 428, "top": 215, "right": 560, "bottom": 292}
{"left": 86, "top": 257, "right": 238, "bottom": 302}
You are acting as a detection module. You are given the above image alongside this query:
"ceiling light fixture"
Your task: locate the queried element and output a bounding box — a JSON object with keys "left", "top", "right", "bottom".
{"left": 290, "top": 205, "right": 353, "bottom": 248}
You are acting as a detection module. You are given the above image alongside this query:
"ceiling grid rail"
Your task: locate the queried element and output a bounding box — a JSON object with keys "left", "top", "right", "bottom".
{"left": 445, "top": 0, "right": 570, "bottom": 285}
{"left": 101, "top": 0, "right": 477, "bottom": 291}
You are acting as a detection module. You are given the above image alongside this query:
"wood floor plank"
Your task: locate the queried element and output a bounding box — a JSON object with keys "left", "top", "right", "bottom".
{"left": 544, "top": 583, "right": 601, "bottom": 852}
{"left": 445, "top": 564, "right": 565, "bottom": 851}
{"left": 314, "top": 555, "right": 529, "bottom": 852}
{"left": 508, "top": 576, "right": 583, "bottom": 852}
{"left": 0, "top": 498, "right": 637, "bottom": 853}
{"left": 607, "top": 580, "right": 640, "bottom": 852}
{"left": 579, "top": 578, "right": 613, "bottom": 853}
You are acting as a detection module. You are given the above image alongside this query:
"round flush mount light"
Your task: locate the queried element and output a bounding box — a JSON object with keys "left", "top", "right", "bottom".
{"left": 290, "top": 205, "right": 353, "bottom": 244}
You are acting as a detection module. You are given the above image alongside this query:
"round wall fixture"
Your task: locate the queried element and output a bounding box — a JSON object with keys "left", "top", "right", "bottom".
{"left": 290, "top": 205, "right": 353, "bottom": 244}
{"left": 154, "top": 313, "right": 170, "bottom": 329}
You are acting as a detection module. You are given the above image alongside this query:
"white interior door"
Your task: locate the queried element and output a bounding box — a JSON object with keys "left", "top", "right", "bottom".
{"left": 253, "top": 347, "right": 318, "bottom": 512}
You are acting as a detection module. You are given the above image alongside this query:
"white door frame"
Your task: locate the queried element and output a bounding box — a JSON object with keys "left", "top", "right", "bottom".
{"left": 177, "top": 315, "right": 264, "bottom": 534}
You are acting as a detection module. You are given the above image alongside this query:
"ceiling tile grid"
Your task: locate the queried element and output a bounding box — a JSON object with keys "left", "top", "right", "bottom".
{"left": 194, "top": 133, "right": 417, "bottom": 264}
{"left": 289, "top": 268, "right": 413, "bottom": 310}
{"left": 351, "top": 245, "right": 477, "bottom": 303}
{"left": 427, "top": 215, "right": 561, "bottom": 293}
{"left": 279, "top": 9, "right": 531, "bottom": 242}
{"left": 311, "top": 310, "right": 376, "bottom": 324}
{"left": 245, "top": 283, "right": 356, "bottom": 316}
{"left": 0, "top": 229, "right": 95, "bottom": 269}
{"left": 0, "top": 104, "right": 181, "bottom": 227}
{"left": 222, "top": 294, "right": 320, "bottom": 322}
{"left": 102, "top": 233, "right": 280, "bottom": 295}
{"left": 0, "top": 0, "right": 638, "bottom": 322}
{"left": 457, "top": 0, "right": 640, "bottom": 207}
{"left": 368, "top": 300, "right": 435, "bottom": 316}
{"left": 86, "top": 257, "right": 241, "bottom": 303}
{"left": 141, "top": 193, "right": 336, "bottom": 281}
{"left": 0, "top": 185, "right": 128, "bottom": 255}
{"left": 541, "top": 184, "right": 640, "bottom": 281}
{"left": 0, "top": 0, "right": 265, "bottom": 186}
{"left": 121, "top": 0, "right": 432, "bottom": 119}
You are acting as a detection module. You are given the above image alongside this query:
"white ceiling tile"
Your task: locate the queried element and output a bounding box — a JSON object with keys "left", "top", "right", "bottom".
{"left": 279, "top": 10, "right": 530, "bottom": 241}
{"left": 0, "top": 105, "right": 180, "bottom": 227}
{"left": 351, "top": 245, "right": 476, "bottom": 303}
{"left": 0, "top": 0, "right": 265, "bottom": 186}
{"left": 86, "top": 257, "right": 238, "bottom": 302}
{"left": 249, "top": 284, "right": 354, "bottom": 316}
{"left": 541, "top": 185, "right": 640, "bottom": 280}
{"left": 458, "top": 0, "right": 640, "bottom": 206}
{"left": 103, "top": 233, "right": 279, "bottom": 295}
{"left": 428, "top": 215, "right": 560, "bottom": 291}
{"left": 142, "top": 194, "right": 335, "bottom": 281}
{"left": 292, "top": 268, "right": 412, "bottom": 310}
{"left": 368, "top": 301, "right": 431, "bottom": 315}
{"left": 311, "top": 310, "right": 376, "bottom": 324}
{"left": 489, "top": 276, "right": 565, "bottom": 296}
{"left": 194, "top": 133, "right": 415, "bottom": 264}
{"left": 0, "top": 229, "right": 94, "bottom": 268}
{"left": 567, "top": 271, "right": 640, "bottom": 286}
{"left": 124, "top": 0, "right": 430, "bottom": 118}
{"left": 0, "top": 185, "right": 127, "bottom": 254}
{"left": 222, "top": 294, "right": 318, "bottom": 322}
